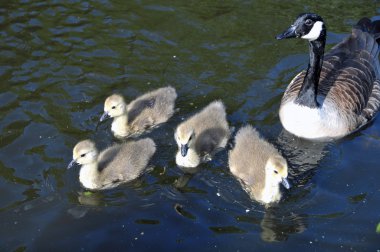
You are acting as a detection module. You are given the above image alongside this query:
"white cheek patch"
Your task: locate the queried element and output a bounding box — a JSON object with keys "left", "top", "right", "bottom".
{"left": 301, "top": 21, "right": 323, "bottom": 41}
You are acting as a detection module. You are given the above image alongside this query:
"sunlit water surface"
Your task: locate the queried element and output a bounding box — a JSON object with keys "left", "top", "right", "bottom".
{"left": 1, "top": 0, "right": 380, "bottom": 251}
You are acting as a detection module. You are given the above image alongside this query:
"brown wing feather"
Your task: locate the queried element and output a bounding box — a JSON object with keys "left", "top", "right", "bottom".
{"left": 363, "top": 80, "right": 380, "bottom": 120}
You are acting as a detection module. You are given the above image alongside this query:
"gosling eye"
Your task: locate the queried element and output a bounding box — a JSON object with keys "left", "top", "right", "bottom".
{"left": 274, "top": 170, "right": 278, "bottom": 174}
{"left": 305, "top": 19, "right": 313, "bottom": 26}
{"left": 81, "top": 153, "right": 86, "bottom": 157}
{"left": 111, "top": 106, "right": 116, "bottom": 109}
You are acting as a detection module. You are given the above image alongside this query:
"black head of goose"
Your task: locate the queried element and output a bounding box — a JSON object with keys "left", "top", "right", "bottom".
{"left": 276, "top": 13, "right": 380, "bottom": 140}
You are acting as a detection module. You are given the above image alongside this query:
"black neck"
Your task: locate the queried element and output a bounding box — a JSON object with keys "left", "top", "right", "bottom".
{"left": 295, "top": 35, "right": 326, "bottom": 108}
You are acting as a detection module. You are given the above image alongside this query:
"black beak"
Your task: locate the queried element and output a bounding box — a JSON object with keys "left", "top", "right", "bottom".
{"left": 67, "top": 159, "right": 78, "bottom": 169}
{"left": 276, "top": 25, "right": 298, "bottom": 40}
{"left": 180, "top": 144, "right": 189, "bottom": 157}
{"left": 100, "top": 111, "right": 110, "bottom": 122}
{"left": 281, "top": 178, "right": 291, "bottom": 189}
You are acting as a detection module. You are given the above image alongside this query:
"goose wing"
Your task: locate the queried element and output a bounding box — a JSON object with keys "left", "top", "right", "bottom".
{"left": 127, "top": 97, "right": 156, "bottom": 124}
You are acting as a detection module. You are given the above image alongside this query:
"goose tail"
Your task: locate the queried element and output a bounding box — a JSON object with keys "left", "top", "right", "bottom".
{"left": 356, "top": 17, "right": 380, "bottom": 41}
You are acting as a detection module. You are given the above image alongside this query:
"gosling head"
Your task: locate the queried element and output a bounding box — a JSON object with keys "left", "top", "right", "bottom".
{"left": 100, "top": 94, "right": 127, "bottom": 122}
{"left": 175, "top": 127, "right": 195, "bottom": 157}
{"left": 67, "top": 140, "right": 99, "bottom": 169}
{"left": 276, "top": 13, "right": 326, "bottom": 42}
{"left": 265, "top": 155, "right": 290, "bottom": 189}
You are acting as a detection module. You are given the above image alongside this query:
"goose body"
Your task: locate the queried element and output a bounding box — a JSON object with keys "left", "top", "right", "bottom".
{"left": 68, "top": 138, "right": 156, "bottom": 190}
{"left": 174, "top": 100, "right": 230, "bottom": 168}
{"left": 101, "top": 86, "right": 177, "bottom": 138}
{"left": 229, "top": 125, "right": 290, "bottom": 204}
{"left": 277, "top": 13, "right": 380, "bottom": 140}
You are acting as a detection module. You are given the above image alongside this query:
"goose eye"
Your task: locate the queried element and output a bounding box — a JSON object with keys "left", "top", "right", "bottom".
{"left": 305, "top": 19, "right": 313, "bottom": 26}
{"left": 274, "top": 170, "right": 278, "bottom": 174}
{"left": 112, "top": 106, "right": 116, "bottom": 109}
{"left": 81, "top": 153, "right": 86, "bottom": 157}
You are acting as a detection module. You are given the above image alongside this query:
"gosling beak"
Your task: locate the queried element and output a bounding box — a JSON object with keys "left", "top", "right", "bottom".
{"left": 100, "top": 111, "right": 110, "bottom": 122}
{"left": 281, "top": 177, "right": 290, "bottom": 189}
{"left": 276, "top": 25, "right": 298, "bottom": 40}
{"left": 67, "top": 159, "right": 78, "bottom": 169}
{"left": 180, "top": 144, "right": 189, "bottom": 157}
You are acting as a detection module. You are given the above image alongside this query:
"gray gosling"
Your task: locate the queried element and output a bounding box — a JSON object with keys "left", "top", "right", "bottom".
{"left": 100, "top": 86, "right": 177, "bottom": 138}
{"left": 67, "top": 138, "right": 156, "bottom": 190}
{"left": 175, "top": 100, "right": 230, "bottom": 168}
{"left": 229, "top": 125, "right": 290, "bottom": 205}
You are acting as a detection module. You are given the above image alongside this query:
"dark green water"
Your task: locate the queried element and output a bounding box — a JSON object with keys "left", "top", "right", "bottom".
{"left": 1, "top": 0, "right": 380, "bottom": 251}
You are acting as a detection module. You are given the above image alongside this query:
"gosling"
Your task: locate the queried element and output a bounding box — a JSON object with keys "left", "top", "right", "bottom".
{"left": 175, "top": 100, "right": 230, "bottom": 168}
{"left": 100, "top": 86, "right": 177, "bottom": 138}
{"left": 67, "top": 138, "right": 156, "bottom": 190}
{"left": 228, "top": 125, "right": 290, "bottom": 205}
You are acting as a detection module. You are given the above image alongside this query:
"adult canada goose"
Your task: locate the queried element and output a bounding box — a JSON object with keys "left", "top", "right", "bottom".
{"left": 276, "top": 13, "right": 380, "bottom": 139}
{"left": 175, "top": 100, "right": 230, "bottom": 168}
{"left": 67, "top": 138, "right": 156, "bottom": 190}
{"left": 100, "top": 86, "right": 177, "bottom": 138}
{"left": 229, "top": 125, "right": 290, "bottom": 204}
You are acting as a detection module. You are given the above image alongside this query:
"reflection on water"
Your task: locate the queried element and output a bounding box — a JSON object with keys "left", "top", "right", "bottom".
{"left": 173, "top": 172, "right": 195, "bottom": 189}
{"left": 260, "top": 209, "right": 307, "bottom": 242}
{"left": 0, "top": 0, "right": 380, "bottom": 251}
{"left": 174, "top": 203, "right": 196, "bottom": 220}
{"left": 277, "top": 130, "right": 331, "bottom": 187}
